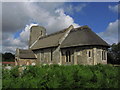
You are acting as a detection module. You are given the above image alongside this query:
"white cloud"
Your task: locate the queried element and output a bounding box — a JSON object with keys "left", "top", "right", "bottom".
{"left": 23, "top": 2, "right": 80, "bottom": 33}
{"left": 46, "top": 8, "right": 80, "bottom": 33}
{"left": 97, "top": 19, "right": 118, "bottom": 45}
{"left": 20, "top": 23, "right": 38, "bottom": 42}
{"left": 2, "top": 23, "right": 38, "bottom": 53}
{"left": 108, "top": 4, "right": 119, "bottom": 13}
{"left": 2, "top": 36, "right": 26, "bottom": 53}
{"left": 63, "top": 3, "right": 86, "bottom": 15}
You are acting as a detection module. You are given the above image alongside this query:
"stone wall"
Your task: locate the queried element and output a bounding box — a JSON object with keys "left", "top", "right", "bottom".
{"left": 61, "top": 46, "right": 94, "bottom": 65}
{"left": 61, "top": 46, "right": 108, "bottom": 65}
{"left": 96, "top": 47, "right": 107, "bottom": 64}
{"left": 33, "top": 46, "right": 108, "bottom": 65}
{"left": 76, "top": 49, "right": 88, "bottom": 65}
{"left": 34, "top": 47, "right": 60, "bottom": 65}
{"left": 16, "top": 59, "right": 37, "bottom": 66}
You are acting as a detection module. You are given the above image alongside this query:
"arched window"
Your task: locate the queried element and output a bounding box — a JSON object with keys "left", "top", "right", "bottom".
{"left": 66, "top": 50, "right": 71, "bottom": 62}
{"left": 102, "top": 50, "right": 106, "bottom": 60}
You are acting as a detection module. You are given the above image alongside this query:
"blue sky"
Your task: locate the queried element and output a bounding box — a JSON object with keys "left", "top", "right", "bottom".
{"left": 64, "top": 2, "right": 118, "bottom": 33}
{"left": 2, "top": 2, "right": 119, "bottom": 53}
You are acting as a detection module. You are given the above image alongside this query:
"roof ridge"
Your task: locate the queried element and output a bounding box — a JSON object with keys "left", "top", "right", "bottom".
{"left": 75, "top": 25, "right": 90, "bottom": 30}
{"left": 38, "top": 25, "right": 90, "bottom": 40}
{"left": 39, "top": 28, "right": 68, "bottom": 40}
{"left": 19, "top": 49, "right": 32, "bottom": 51}
{"left": 58, "top": 25, "right": 74, "bottom": 45}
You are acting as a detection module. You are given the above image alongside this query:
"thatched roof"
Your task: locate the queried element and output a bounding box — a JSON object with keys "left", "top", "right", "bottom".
{"left": 31, "top": 25, "right": 109, "bottom": 50}
{"left": 31, "top": 28, "right": 68, "bottom": 50}
{"left": 61, "top": 26, "right": 109, "bottom": 48}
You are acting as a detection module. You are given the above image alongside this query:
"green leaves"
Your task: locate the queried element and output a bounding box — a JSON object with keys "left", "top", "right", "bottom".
{"left": 2, "top": 64, "right": 119, "bottom": 88}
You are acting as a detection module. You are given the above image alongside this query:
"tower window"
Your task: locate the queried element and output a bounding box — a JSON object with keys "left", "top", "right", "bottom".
{"left": 41, "top": 31, "right": 42, "bottom": 35}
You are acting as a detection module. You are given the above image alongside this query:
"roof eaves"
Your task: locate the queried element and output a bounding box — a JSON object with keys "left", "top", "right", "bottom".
{"left": 61, "top": 44, "right": 110, "bottom": 48}
{"left": 31, "top": 44, "right": 58, "bottom": 50}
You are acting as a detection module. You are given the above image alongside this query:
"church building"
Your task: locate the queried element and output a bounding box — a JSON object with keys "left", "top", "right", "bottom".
{"left": 15, "top": 25, "right": 109, "bottom": 66}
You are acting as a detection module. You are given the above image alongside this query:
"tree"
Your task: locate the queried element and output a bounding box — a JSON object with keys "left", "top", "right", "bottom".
{"left": 107, "top": 43, "right": 120, "bottom": 64}
{"left": 2, "top": 52, "right": 15, "bottom": 62}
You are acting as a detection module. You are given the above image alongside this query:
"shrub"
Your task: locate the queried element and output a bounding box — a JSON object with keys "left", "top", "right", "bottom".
{"left": 2, "top": 64, "right": 119, "bottom": 88}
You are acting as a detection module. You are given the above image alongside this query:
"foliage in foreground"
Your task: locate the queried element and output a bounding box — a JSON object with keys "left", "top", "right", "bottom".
{"left": 108, "top": 42, "right": 120, "bottom": 64}
{"left": 2, "top": 64, "right": 120, "bottom": 88}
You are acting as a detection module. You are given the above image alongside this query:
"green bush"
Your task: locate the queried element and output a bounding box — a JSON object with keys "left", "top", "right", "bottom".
{"left": 2, "top": 64, "right": 119, "bottom": 88}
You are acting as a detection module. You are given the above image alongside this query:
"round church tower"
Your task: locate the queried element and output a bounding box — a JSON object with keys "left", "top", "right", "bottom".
{"left": 29, "top": 26, "right": 46, "bottom": 48}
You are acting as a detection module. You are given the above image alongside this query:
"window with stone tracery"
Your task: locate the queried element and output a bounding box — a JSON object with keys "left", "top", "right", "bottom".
{"left": 65, "top": 50, "right": 71, "bottom": 62}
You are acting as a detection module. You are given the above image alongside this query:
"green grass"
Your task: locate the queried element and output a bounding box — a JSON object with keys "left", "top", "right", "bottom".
{"left": 2, "top": 64, "right": 120, "bottom": 88}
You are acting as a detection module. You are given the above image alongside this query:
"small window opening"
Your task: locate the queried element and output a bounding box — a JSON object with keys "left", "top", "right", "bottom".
{"left": 51, "top": 49, "right": 53, "bottom": 61}
{"left": 88, "top": 51, "right": 92, "bottom": 57}
{"left": 41, "top": 31, "right": 42, "bottom": 35}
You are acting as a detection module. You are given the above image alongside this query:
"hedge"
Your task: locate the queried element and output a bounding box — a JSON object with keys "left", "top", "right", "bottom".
{"left": 2, "top": 64, "right": 120, "bottom": 88}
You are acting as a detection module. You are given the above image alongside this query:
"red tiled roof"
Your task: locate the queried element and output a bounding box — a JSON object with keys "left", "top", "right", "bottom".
{"left": 0, "top": 62, "right": 15, "bottom": 64}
